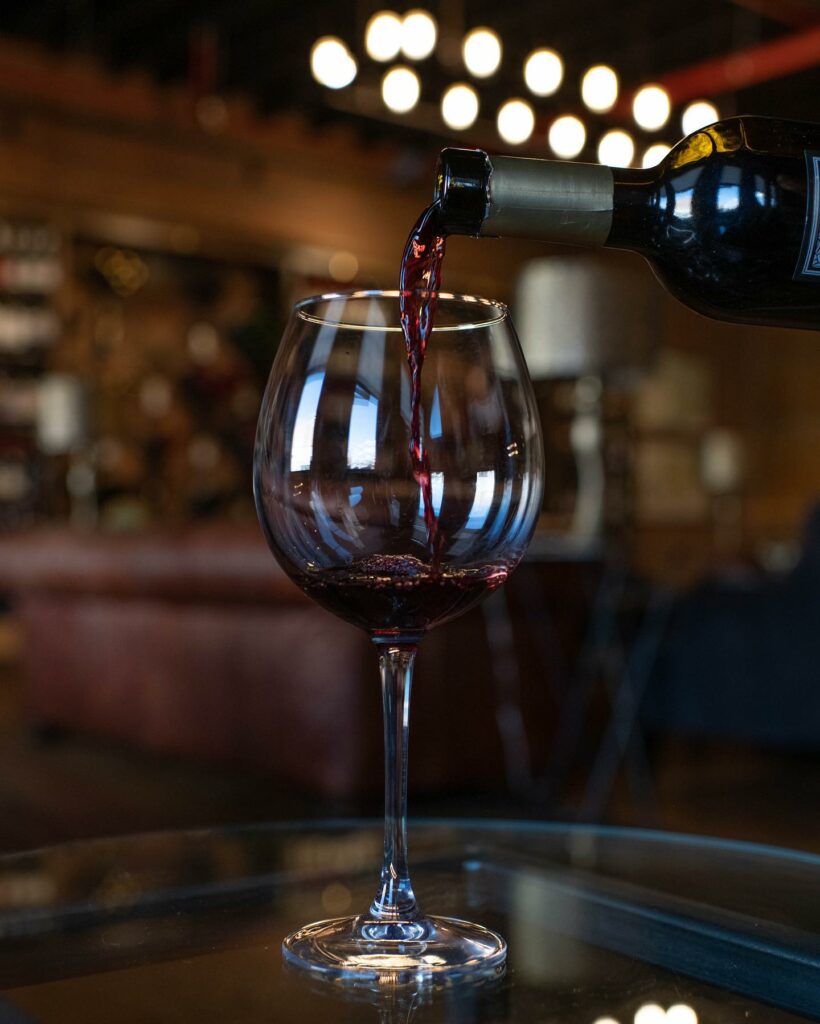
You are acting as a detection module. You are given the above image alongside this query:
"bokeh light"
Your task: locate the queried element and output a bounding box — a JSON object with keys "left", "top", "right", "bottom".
{"left": 441, "top": 83, "right": 479, "bottom": 130}
{"left": 581, "top": 64, "right": 619, "bottom": 112}
{"left": 401, "top": 9, "right": 437, "bottom": 60}
{"left": 463, "top": 27, "right": 502, "bottom": 78}
{"left": 365, "top": 11, "right": 402, "bottom": 62}
{"left": 548, "top": 114, "right": 586, "bottom": 158}
{"left": 497, "top": 99, "right": 535, "bottom": 145}
{"left": 524, "top": 48, "right": 563, "bottom": 96}
{"left": 310, "top": 37, "right": 357, "bottom": 89}
{"left": 681, "top": 100, "right": 719, "bottom": 136}
{"left": 597, "top": 129, "right": 634, "bottom": 167}
{"left": 633, "top": 84, "right": 671, "bottom": 130}
{"left": 642, "top": 142, "right": 671, "bottom": 167}
{"left": 381, "top": 65, "right": 421, "bottom": 113}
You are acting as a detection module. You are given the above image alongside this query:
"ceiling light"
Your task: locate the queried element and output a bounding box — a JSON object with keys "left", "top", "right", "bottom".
{"left": 441, "top": 83, "right": 479, "bottom": 130}
{"left": 365, "top": 11, "right": 402, "bottom": 62}
{"left": 633, "top": 84, "right": 671, "bottom": 130}
{"left": 548, "top": 114, "right": 586, "bottom": 158}
{"left": 381, "top": 65, "right": 421, "bottom": 113}
{"left": 401, "top": 9, "right": 437, "bottom": 60}
{"left": 597, "top": 129, "right": 634, "bottom": 166}
{"left": 642, "top": 142, "right": 671, "bottom": 167}
{"left": 581, "top": 64, "right": 619, "bottom": 112}
{"left": 310, "top": 37, "right": 357, "bottom": 89}
{"left": 681, "top": 99, "right": 719, "bottom": 136}
{"left": 463, "top": 27, "right": 502, "bottom": 78}
{"left": 497, "top": 98, "right": 535, "bottom": 144}
{"left": 524, "top": 48, "right": 563, "bottom": 96}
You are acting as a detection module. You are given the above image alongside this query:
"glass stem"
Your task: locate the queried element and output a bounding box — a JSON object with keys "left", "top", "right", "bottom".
{"left": 370, "top": 642, "right": 419, "bottom": 922}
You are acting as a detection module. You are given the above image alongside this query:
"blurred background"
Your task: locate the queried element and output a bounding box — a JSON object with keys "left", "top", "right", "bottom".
{"left": 0, "top": 0, "right": 819, "bottom": 855}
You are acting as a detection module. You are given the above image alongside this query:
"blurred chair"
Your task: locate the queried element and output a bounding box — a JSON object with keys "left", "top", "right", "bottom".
{"left": 644, "top": 502, "right": 820, "bottom": 749}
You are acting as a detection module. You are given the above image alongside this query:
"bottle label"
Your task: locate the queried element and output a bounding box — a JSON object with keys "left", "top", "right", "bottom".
{"left": 796, "top": 150, "right": 820, "bottom": 281}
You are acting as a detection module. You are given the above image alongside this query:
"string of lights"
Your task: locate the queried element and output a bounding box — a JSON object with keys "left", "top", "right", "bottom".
{"left": 308, "top": 9, "right": 721, "bottom": 167}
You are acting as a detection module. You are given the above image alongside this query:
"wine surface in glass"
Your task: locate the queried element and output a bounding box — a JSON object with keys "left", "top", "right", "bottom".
{"left": 296, "top": 554, "right": 510, "bottom": 636}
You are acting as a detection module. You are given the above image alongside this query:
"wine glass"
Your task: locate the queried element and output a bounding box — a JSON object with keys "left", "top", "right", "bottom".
{"left": 254, "top": 289, "right": 544, "bottom": 978}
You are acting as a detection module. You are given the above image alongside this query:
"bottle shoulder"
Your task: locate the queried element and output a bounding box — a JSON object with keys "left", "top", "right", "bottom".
{"left": 607, "top": 115, "right": 818, "bottom": 323}
{"left": 665, "top": 115, "right": 820, "bottom": 173}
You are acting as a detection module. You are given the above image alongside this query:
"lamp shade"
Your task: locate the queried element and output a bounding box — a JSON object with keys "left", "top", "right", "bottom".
{"left": 514, "top": 255, "right": 662, "bottom": 379}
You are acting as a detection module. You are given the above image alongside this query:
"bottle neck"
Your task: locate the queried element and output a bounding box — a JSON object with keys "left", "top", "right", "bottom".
{"left": 435, "top": 148, "right": 659, "bottom": 253}
{"left": 606, "top": 167, "right": 659, "bottom": 253}
{"left": 480, "top": 156, "right": 615, "bottom": 246}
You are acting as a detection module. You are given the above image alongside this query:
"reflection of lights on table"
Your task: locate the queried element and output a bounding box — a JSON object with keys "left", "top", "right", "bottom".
{"left": 666, "top": 1006, "right": 698, "bottom": 1024}
{"left": 634, "top": 1005, "right": 666, "bottom": 1024}
{"left": 593, "top": 1007, "right": 698, "bottom": 1024}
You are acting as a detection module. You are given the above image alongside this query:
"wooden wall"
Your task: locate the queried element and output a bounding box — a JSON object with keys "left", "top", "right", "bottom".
{"left": 0, "top": 39, "right": 540, "bottom": 299}
{"left": 630, "top": 277, "right": 820, "bottom": 584}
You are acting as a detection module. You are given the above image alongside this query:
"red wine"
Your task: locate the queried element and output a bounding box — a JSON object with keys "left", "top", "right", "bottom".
{"left": 298, "top": 554, "right": 509, "bottom": 636}
{"left": 399, "top": 201, "right": 446, "bottom": 561}
{"left": 435, "top": 116, "right": 820, "bottom": 329}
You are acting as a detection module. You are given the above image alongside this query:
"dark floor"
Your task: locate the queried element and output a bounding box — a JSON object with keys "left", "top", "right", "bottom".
{"left": 1, "top": 638, "right": 819, "bottom": 857}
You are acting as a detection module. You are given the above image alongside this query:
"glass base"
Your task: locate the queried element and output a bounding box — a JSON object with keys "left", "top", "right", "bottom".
{"left": 282, "top": 914, "right": 507, "bottom": 981}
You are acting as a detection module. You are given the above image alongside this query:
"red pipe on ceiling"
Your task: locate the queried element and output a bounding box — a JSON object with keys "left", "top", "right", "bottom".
{"left": 651, "top": 24, "right": 820, "bottom": 105}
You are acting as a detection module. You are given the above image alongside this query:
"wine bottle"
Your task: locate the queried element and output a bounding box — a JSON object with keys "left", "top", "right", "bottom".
{"left": 435, "top": 116, "right": 820, "bottom": 329}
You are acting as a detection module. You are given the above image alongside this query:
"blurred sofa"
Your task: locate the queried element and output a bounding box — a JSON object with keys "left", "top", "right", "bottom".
{"left": 0, "top": 525, "right": 530, "bottom": 798}
{"left": 0, "top": 525, "right": 595, "bottom": 799}
{"left": 0, "top": 525, "right": 381, "bottom": 797}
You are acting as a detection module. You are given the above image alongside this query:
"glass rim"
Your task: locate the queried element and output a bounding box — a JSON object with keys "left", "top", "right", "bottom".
{"left": 294, "top": 289, "right": 509, "bottom": 333}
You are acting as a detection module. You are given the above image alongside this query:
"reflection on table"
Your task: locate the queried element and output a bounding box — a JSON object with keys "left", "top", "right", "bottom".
{"left": 0, "top": 821, "right": 817, "bottom": 1022}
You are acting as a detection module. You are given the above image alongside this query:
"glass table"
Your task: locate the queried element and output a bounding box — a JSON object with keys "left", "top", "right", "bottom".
{"left": 0, "top": 820, "right": 817, "bottom": 1022}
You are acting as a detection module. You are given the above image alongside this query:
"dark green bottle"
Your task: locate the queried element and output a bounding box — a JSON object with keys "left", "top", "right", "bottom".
{"left": 435, "top": 116, "right": 820, "bottom": 330}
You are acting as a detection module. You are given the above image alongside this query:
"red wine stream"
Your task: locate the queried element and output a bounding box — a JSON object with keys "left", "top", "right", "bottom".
{"left": 399, "top": 200, "right": 446, "bottom": 564}
{"left": 290, "top": 204, "right": 515, "bottom": 637}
